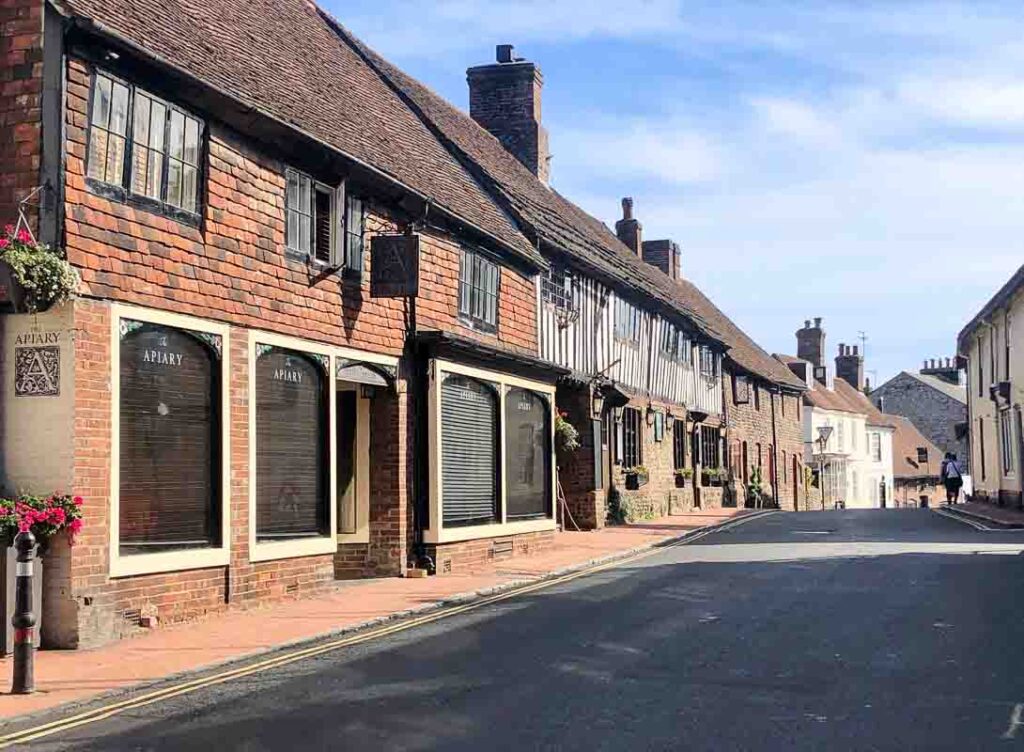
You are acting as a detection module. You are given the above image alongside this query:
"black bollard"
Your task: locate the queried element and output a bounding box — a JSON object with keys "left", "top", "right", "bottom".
{"left": 11, "top": 530, "right": 36, "bottom": 694}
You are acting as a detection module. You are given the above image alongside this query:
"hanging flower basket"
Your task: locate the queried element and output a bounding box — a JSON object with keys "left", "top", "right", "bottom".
{"left": 555, "top": 410, "right": 580, "bottom": 454}
{"left": 0, "top": 225, "right": 79, "bottom": 314}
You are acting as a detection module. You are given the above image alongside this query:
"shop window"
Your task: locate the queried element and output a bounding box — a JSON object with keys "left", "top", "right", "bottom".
{"left": 88, "top": 70, "right": 203, "bottom": 219}
{"left": 118, "top": 322, "right": 220, "bottom": 553}
{"left": 622, "top": 407, "right": 643, "bottom": 468}
{"left": 255, "top": 346, "right": 329, "bottom": 539}
{"left": 673, "top": 420, "right": 687, "bottom": 470}
{"left": 441, "top": 375, "right": 499, "bottom": 526}
{"left": 505, "top": 388, "right": 551, "bottom": 520}
{"left": 458, "top": 248, "right": 499, "bottom": 332}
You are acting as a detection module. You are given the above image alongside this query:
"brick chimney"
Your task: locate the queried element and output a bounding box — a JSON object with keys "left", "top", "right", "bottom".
{"left": 796, "top": 318, "right": 826, "bottom": 368}
{"left": 467, "top": 45, "right": 550, "bottom": 184}
{"left": 615, "top": 197, "right": 642, "bottom": 253}
{"left": 921, "top": 356, "right": 961, "bottom": 385}
{"left": 641, "top": 238, "right": 681, "bottom": 281}
{"left": 835, "top": 343, "right": 865, "bottom": 391}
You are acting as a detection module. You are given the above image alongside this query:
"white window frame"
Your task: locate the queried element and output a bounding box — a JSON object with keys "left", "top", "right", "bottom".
{"left": 108, "top": 304, "right": 231, "bottom": 578}
{"left": 458, "top": 247, "right": 500, "bottom": 332}
{"left": 871, "top": 432, "right": 882, "bottom": 462}
{"left": 426, "top": 359, "right": 556, "bottom": 544}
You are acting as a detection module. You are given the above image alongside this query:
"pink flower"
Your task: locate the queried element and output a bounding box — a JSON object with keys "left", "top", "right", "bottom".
{"left": 0, "top": 238, "right": 8, "bottom": 250}
{"left": 15, "top": 228, "right": 31, "bottom": 243}
{"left": 3, "top": 225, "right": 13, "bottom": 237}
{"left": 73, "top": 496, "right": 84, "bottom": 507}
{"left": 68, "top": 518, "right": 83, "bottom": 534}
{"left": 17, "top": 520, "right": 30, "bottom": 533}
{"left": 49, "top": 507, "right": 66, "bottom": 525}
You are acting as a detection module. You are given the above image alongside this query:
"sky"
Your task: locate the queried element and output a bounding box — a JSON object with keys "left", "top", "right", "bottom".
{"left": 330, "top": 0, "right": 1024, "bottom": 385}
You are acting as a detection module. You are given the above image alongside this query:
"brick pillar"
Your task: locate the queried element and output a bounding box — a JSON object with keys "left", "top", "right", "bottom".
{"left": 556, "top": 384, "right": 605, "bottom": 529}
{"left": 366, "top": 381, "right": 409, "bottom": 576}
{"left": 0, "top": 0, "right": 44, "bottom": 229}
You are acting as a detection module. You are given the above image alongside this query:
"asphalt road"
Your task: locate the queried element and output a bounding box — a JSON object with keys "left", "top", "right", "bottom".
{"left": 22, "top": 509, "right": 1024, "bottom": 751}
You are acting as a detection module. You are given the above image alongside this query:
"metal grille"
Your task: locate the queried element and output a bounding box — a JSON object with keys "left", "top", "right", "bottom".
{"left": 673, "top": 420, "right": 687, "bottom": 470}
{"left": 622, "top": 407, "right": 642, "bottom": 468}
{"left": 441, "top": 375, "right": 498, "bottom": 527}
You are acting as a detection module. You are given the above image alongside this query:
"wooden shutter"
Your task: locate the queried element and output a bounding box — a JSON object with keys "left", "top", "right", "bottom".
{"left": 119, "top": 323, "right": 219, "bottom": 551}
{"left": 256, "top": 347, "right": 328, "bottom": 539}
{"left": 441, "top": 375, "right": 497, "bottom": 527}
{"left": 505, "top": 388, "right": 550, "bottom": 520}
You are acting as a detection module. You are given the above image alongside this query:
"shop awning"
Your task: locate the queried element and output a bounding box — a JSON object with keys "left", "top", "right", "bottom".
{"left": 414, "top": 330, "right": 570, "bottom": 383}
{"left": 335, "top": 358, "right": 397, "bottom": 389}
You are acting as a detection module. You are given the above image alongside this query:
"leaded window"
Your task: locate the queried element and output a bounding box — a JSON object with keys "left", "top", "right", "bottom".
{"left": 87, "top": 70, "right": 204, "bottom": 217}
{"left": 541, "top": 264, "right": 575, "bottom": 312}
{"left": 614, "top": 297, "right": 642, "bottom": 344}
{"left": 458, "top": 248, "right": 499, "bottom": 332}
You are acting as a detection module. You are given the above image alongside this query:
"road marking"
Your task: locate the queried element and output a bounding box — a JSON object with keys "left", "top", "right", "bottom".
{"left": 932, "top": 508, "right": 993, "bottom": 531}
{"left": 0, "top": 510, "right": 777, "bottom": 748}
{"left": 792, "top": 530, "right": 832, "bottom": 535}
{"left": 1003, "top": 703, "right": 1024, "bottom": 739}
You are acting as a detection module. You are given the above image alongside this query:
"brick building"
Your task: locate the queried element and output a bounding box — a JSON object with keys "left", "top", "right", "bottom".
{"left": 0, "top": 0, "right": 818, "bottom": 651}
{"left": 889, "top": 415, "right": 945, "bottom": 508}
{"left": 870, "top": 360, "right": 968, "bottom": 474}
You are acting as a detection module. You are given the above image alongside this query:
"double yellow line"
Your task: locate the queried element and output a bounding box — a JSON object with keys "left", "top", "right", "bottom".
{"left": 0, "top": 510, "right": 773, "bottom": 748}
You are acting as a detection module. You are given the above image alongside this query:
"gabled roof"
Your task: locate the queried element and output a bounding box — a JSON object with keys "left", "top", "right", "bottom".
{"left": 672, "top": 279, "right": 805, "bottom": 390}
{"left": 897, "top": 372, "right": 967, "bottom": 405}
{"left": 336, "top": 27, "right": 725, "bottom": 345}
{"left": 958, "top": 263, "right": 1024, "bottom": 351}
{"left": 59, "top": 0, "right": 541, "bottom": 266}
{"left": 889, "top": 415, "right": 944, "bottom": 481}
{"left": 798, "top": 371, "right": 897, "bottom": 428}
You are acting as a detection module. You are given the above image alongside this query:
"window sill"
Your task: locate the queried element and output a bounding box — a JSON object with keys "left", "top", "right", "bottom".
{"left": 424, "top": 517, "right": 556, "bottom": 544}
{"left": 250, "top": 534, "right": 337, "bottom": 563}
{"left": 457, "top": 315, "right": 498, "bottom": 336}
{"left": 85, "top": 177, "right": 201, "bottom": 229}
{"left": 110, "top": 544, "right": 229, "bottom": 578}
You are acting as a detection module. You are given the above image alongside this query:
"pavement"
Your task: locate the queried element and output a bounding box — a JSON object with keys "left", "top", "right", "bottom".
{"left": 9, "top": 506, "right": 1024, "bottom": 751}
{"left": 943, "top": 500, "right": 1024, "bottom": 529}
{"left": 0, "top": 507, "right": 750, "bottom": 724}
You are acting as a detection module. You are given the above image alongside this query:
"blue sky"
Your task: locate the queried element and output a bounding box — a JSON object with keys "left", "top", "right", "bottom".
{"left": 331, "top": 1, "right": 1024, "bottom": 385}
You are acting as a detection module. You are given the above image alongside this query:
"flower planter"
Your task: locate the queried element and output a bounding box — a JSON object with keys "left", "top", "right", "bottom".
{"left": 0, "top": 542, "right": 43, "bottom": 656}
{"left": 625, "top": 471, "right": 649, "bottom": 490}
{"left": 701, "top": 473, "right": 723, "bottom": 488}
{"left": 0, "top": 260, "right": 26, "bottom": 313}
{"left": 674, "top": 474, "right": 690, "bottom": 489}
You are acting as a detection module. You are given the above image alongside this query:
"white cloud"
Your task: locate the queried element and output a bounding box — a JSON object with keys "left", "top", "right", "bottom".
{"left": 898, "top": 77, "right": 1024, "bottom": 129}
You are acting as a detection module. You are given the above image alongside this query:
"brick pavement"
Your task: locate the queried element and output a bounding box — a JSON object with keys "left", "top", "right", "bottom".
{"left": 0, "top": 508, "right": 749, "bottom": 721}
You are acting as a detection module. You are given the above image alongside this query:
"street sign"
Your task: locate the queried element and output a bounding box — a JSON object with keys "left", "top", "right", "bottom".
{"left": 370, "top": 234, "right": 419, "bottom": 298}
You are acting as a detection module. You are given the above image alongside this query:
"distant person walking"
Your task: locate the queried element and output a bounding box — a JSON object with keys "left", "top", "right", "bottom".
{"left": 940, "top": 452, "right": 963, "bottom": 505}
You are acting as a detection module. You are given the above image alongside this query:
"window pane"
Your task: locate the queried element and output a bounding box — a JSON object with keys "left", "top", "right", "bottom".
{"left": 286, "top": 171, "right": 299, "bottom": 213}
{"left": 105, "top": 133, "right": 126, "bottom": 186}
{"left": 119, "top": 323, "right": 219, "bottom": 552}
{"left": 256, "top": 347, "right": 328, "bottom": 538}
{"left": 300, "top": 214, "right": 311, "bottom": 255}
{"left": 184, "top": 117, "right": 200, "bottom": 166}
{"left": 91, "top": 75, "right": 112, "bottom": 127}
{"left": 168, "top": 110, "right": 185, "bottom": 160}
{"left": 87, "top": 128, "right": 109, "bottom": 181}
{"left": 166, "top": 159, "right": 182, "bottom": 208}
{"left": 133, "top": 93, "right": 152, "bottom": 146}
{"left": 181, "top": 165, "right": 198, "bottom": 212}
{"left": 314, "top": 188, "right": 332, "bottom": 263}
{"left": 130, "top": 144, "right": 150, "bottom": 196}
{"left": 149, "top": 102, "right": 166, "bottom": 152}
{"left": 109, "top": 81, "right": 130, "bottom": 135}
{"left": 146, "top": 151, "right": 164, "bottom": 198}
{"left": 505, "top": 388, "right": 550, "bottom": 520}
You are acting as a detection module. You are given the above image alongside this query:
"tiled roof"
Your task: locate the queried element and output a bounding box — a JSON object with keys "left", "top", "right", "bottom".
{"left": 800, "top": 373, "right": 898, "bottom": 427}
{"left": 672, "top": 279, "right": 806, "bottom": 389}
{"left": 958, "top": 263, "right": 1024, "bottom": 350}
{"left": 889, "top": 415, "right": 944, "bottom": 480}
{"left": 61, "top": 0, "right": 541, "bottom": 265}
{"left": 337, "top": 29, "right": 725, "bottom": 344}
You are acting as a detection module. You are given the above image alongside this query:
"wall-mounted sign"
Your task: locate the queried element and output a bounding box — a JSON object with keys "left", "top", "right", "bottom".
{"left": 370, "top": 234, "right": 419, "bottom": 298}
{"left": 15, "top": 345, "right": 60, "bottom": 396}
{"left": 734, "top": 374, "right": 751, "bottom": 404}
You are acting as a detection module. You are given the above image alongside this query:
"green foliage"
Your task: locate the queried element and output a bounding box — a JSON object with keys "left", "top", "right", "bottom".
{"left": 554, "top": 410, "right": 580, "bottom": 453}
{"left": 0, "top": 226, "right": 79, "bottom": 313}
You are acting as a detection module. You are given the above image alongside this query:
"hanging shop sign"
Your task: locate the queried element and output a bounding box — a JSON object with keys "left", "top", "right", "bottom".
{"left": 370, "top": 234, "right": 419, "bottom": 298}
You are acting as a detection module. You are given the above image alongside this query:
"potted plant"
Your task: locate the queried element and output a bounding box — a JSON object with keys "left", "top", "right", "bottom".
{"left": 0, "top": 493, "right": 84, "bottom": 655}
{"left": 674, "top": 467, "right": 693, "bottom": 488}
{"left": 554, "top": 410, "right": 580, "bottom": 455}
{"left": 746, "top": 466, "right": 765, "bottom": 508}
{"left": 0, "top": 224, "right": 79, "bottom": 313}
{"left": 702, "top": 467, "right": 726, "bottom": 487}
{"left": 624, "top": 465, "right": 649, "bottom": 490}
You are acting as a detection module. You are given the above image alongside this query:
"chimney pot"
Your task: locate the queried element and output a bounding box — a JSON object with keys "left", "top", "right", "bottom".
{"left": 814, "top": 317, "right": 822, "bottom": 328}
{"left": 923, "top": 359, "right": 928, "bottom": 369}
{"left": 622, "top": 197, "right": 634, "bottom": 220}
{"left": 496, "top": 44, "right": 514, "bottom": 63}
{"left": 853, "top": 345, "right": 859, "bottom": 356}
{"left": 805, "top": 319, "right": 811, "bottom": 329}
{"left": 946, "top": 357, "right": 952, "bottom": 368}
